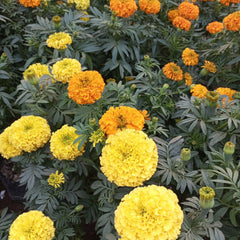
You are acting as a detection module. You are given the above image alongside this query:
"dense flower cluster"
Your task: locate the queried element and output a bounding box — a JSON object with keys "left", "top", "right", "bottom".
{"left": 191, "top": 84, "right": 208, "bottom": 98}
{"left": 67, "top": 0, "right": 90, "bottom": 10}
{"left": 52, "top": 58, "right": 81, "bottom": 84}
{"left": 220, "top": 0, "right": 240, "bottom": 6}
{"left": 223, "top": 11, "right": 240, "bottom": 32}
{"left": 19, "top": 0, "right": 41, "bottom": 7}
{"left": 99, "top": 106, "right": 145, "bottom": 136}
{"left": 206, "top": 21, "right": 224, "bottom": 34}
{"left": 8, "top": 210, "right": 55, "bottom": 240}
{"left": 202, "top": 60, "right": 217, "bottom": 73}
{"left": 67, "top": 70, "right": 105, "bottom": 105}
{"left": 163, "top": 62, "right": 183, "bottom": 81}
{"left": 182, "top": 48, "right": 199, "bottom": 66}
{"left": 184, "top": 72, "right": 193, "bottom": 86}
{"left": 172, "top": 16, "right": 191, "bottom": 31}
{"left": 178, "top": 1, "right": 199, "bottom": 20}
{"left": 110, "top": 0, "right": 138, "bottom": 18}
{"left": 114, "top": 185, "right": 184, "bottom": 240}
{"left": 168, "top": 9, "right": 179, "bottom": 21}
{"left": 46, "top": 32, "right": 72, "bottom": 50}
{"left": 139, "top": 0, "right": 161, "bottom": 15}
{"left": 100, "top": 129, "right": 158, "bottom": 187}
{"left": 48, "top": 170, "right": 65, "bottom": 188}
{"left": 50, "top": 124, "right": 85, "bottom": 161}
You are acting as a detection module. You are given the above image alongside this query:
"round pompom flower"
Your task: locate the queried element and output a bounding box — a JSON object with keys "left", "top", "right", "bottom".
{"left": 182, "top": 48, "right": 199, "bottom": 66}
{"left": 100, "top": 129, "right": 158, "bottom": 187}
{"left": 8, "top": 210, "right": 55, "bottom": 240}
{"left": 75, "top": 0, "right": 90, "bottom": 10}
{"left": 114, "top": 185, "right": 184, "bottom": 240}
{"left": 46, "top": 32, "right": 72, "bottom": 50}
{"left": 178, "top": 1, "right": 199, "bottom": 20}
{"left": 139, "top": 0, "right": 161, "bottom": 15}
{"left": 52, "top": 58, "right": 81, "bottom": 84}
{"left": 163, "top": 62, "right": 183, "bottom": 81}
{"left": 172, "top": 16, "right": 191, "bottom": 31}
{"left": 110, "top": 0, "right": 138, "bottom": 18}
{"left": 0, "top": 127, "right": 23, "bottom": 159}
{"left": 168, "top": 9, "right": 179, "bottom": 21}
{"left": 50, "top": 124, "right": 85, "bottom": 161}
{"left": 99, "top": 106, "right": 145, "bottom": 136}
{"left": 223, "top": 11, "right": 240, "bottom": 32}
{"left": 19, "top": 0, "right": 41, "bottom": 7}
{"left": 190, "top": 84, "right": 208, "bottom": 98}
{"left": 8, "top": 115, "right": 51, "bottom": 153}
{"left": 67, "top": 70, "right": 105, "bottom": 105}
{"left": 206, "top": 21, "right": 224, "bottom": 34}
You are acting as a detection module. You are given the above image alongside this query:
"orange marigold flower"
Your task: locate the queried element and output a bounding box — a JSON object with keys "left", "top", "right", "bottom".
{"left": 163, "top": 62, "right": 183, "bottom": 81}
{"left": 178, "top": 1, "right": 199, "bottom": 20}
{"left": 223, "top": 11, "right": 240, "bottom": 32}
{"left": 191, "top": 84, "right": 208, "bottom": 98}
{"left": 215, "top": 87, "right": 236, "bottom": 107}
{"left": 110, "top": 0, "right": 138, "bottom": 18}
{"left": 202, "top": 60, "right": 217, "bottom": 73}
{"left": 206, "top": 21, "right": 224, "bottom": 34}
{"left": 172, "top": 16, "right": 191, "bottom": 31}
{"left": 182, "top": 48, "right": 199, "bottom": 66}
{"left": 168, "top": 9, "right": 179, "bottom": 22}
{"left": 139, "top": 0, "right": 161, "bottom": 15}
{"left": 19, "top": 0, "right": 41, "bottom": 7}
{"left": 184, "top": 72, "right": 193, "bottom": 86}
{"left": 67, "top": 71, "right": 105, "bottom": 105}
{"left": 99, "top": 106, "right": 145, "bottom": 136}
{"left": 139, "top": 110, "right": 151, "bottom": 121}
{"left": 220, "top": 0, "right": 231, "bottom": 6}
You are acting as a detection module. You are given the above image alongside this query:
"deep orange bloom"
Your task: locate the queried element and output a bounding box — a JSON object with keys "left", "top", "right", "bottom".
{"left": 99, "top": 106, "right": 145, "bottom": 136}
{"left": 172, "top": 16, "right": 191, "bottom": 31}
{"left": 202, "top": 60, "right": 217, "bottom": 73}
{"left": 182, "top": 48, "right": 199, "bottom": 66}
{"left": 206, "top": 21, "right": 224, "bottom": 34}
{"left": 163, "top": 62, "right": 183, "bottom": 81}
{"left": 110, "top": 0, "right": 138, "bottom": 18}
{"left": 220, "top": 0, "right": 231, "bottom": 6}
{"left": 184, "top": 72, "right": 193, "bottom": 86}
{"left": 190, "top": 84, "right": 208, "bottom": 98}
{"left": 215, "top": 87, "right": 236, "bottom": 107}
{"left": 178, "top": 1, "right": 199, "bottom": 20}
{"left": 168, "top": 9, "right": 179, "bottom": 22}
{"left": 68, "top": 71, "right": 105, "bottom": 105}
{"left": 19, "top": 0, "right": 41, "bottom": 7}
{"left": 139, "top": 0, "right": 161, "bottom": 15}
{"left": 223, "top": 11, "right": 240, "bottom": 32}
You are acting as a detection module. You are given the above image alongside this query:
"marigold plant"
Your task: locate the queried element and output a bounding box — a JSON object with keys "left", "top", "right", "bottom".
{"left": 190, "top": 84, "right": 208, "bottom": 98}
{"left": 206, "top": 21, "right": 224, "bottom": 34}
{"left": 163, "top": 62, "right": 183, "bottom": 81}
{"left": 18, "top": 0, "right": 41, "bottom": 7}
{"left": 182, "top": 48, "right": 199, "bottom": 66}
{"left": 46, "top": 32, "right": 72, "bottom": 50}
{"left": 139, "top": 0, "right": 161, "bottom": 15}
{"left": 178, "top": 1, "right": 199, "bottom": 20}
{"left": 172, "top": 16, "right": 191, "bottom": 31}
{"left": 109, "top": 0, "right": 138, "bottom": 18}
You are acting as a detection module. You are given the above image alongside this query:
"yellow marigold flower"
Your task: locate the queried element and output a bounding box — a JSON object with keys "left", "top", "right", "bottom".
{"left": 89, "top": 128, "right": 106, "bottom": 147}
{"left": 67, "top": 0, "right": 90, "bottom": 9}
{"left": 52, "top": 58, "right": 81, "bottom": 84}
{"left": 139, "top": 0, "right": 161, "bottom": 15}
{"left": 99, "top": 106, "right": 145, "bottom": 136}
{"left": 184, "top": 72, "right": 193, "bottom": 86}
{"left": 19, "top": 0, "right": 41, "bottom": 7}
{"left": 215, "top": 87, "right": 236, "bottom": 107}
{"left": 50, "top": 124, "right": 85, "bottom": 161}
{"left": 178, "top": 1, "right": 199, "bottom": 20}
{"left": 201, "top": 60, "right": 217, "bottom": 73}
{"left": 182, "top": 48, "right": 199, "bottom": 66}
{"left": 48, "top": 170, "right": 65, "bottom": 188}
{"left": 190, "top": 84, "right": 208, "bottom": 98}
{"left": 46, "top": 32, "right": 72, "bottom": 50}
{"left": 0, "top": 127, "right": 23, "bottom": 159}
{"left": 163, "top": 62, "right": 183, "bottom": 81}
{"left": 115, "top": 185, "right": 184, "bottom": 240}
{"left": 80, "top": 11, "right": 90, "bottom": 22}
{"left": 100, "top": 129, "right": 158, "bottom": 187}
{"left": 8, "top": 115, "right": 51, "bottom": 153}
{"left": 9, "top": 210, "right": 55, "bottom": 240}
{"left": 68, "top": 70, "right": 105, "bottom": 105}
{"left": 206, "top": 21, "right": 224, "bottom": 34}
{"left": 223, "top": 11, "right": 240, "bottom": 32}
{"left": 172, "top": 16, "right": 191, "bottom": 31}
{"left": 168, "top": 9, "right": 179, "bottom": 22}
{"left": 110, "top": 0, "right": 138, "bottom": 18}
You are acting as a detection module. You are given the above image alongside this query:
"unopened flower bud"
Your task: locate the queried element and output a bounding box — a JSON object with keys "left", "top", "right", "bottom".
{"left": 180, "top": 148, "right": 191, "bottom": 161}
{"left": 206, "top": 91, "right": 219, "bottom": 107}
{"left": 24, "top": 69, "right": 39, "bottom": 85}
{"left": 130, "top": 84, "right": 136, "bottom": 91}
{"left": 233, "top": 91, "right": 240, "bottom": 100}
{"left": 162, "top": 83, "right": 169, "bottom": 90}
{"left": 199, "top": 187, "right": 215, "bottom": 209}
{"left": 125, "top": 76, "right": 135, "bottom": 82}
{"left": 52, "top": 16, "right": 61, "bottom": 29}
{"left": 1, "top": 52, "right": 7, "bottom": 61}
{"left": 75, "top": 205, "right": 84, "bottom": 212}
{"left": 223, "top": 141, "right": 235, "bottom": 155}
{"left": 106, "top": 78, "right": 116, "bottom": 83}
{"left": 200, "top": 68, "right": 209, "bottom": 76}
{"left": 89, "top": 118, "right": 97, "bottom": 126}
{"left": 152, "top": 117, "right": 158, "bottom": 124}
{"left": 144, "top": 55, "right": 150, "bottom": 60}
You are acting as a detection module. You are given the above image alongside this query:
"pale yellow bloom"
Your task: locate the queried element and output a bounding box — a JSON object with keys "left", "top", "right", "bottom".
{"left": 46, "top": 32, "right": 72, "bottom": 50}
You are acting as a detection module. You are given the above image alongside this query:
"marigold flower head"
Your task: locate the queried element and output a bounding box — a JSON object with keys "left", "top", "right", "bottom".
{"left": 172, "top": 16, "right": 191, "bottom": 31}
{"left": 182, "top": 48, "right": 199, "bottom": 66}
{"left": 201, "top": 60, "right": 217, "bottom": 73}
{"left": 168, "top": 9, "right": 179, "bottom": 22}
{"left": 184, "top": 72, "right": 193, "bottom": 86}
{"left": 46, "top": 32, "right": 72, "bottom": 50}
{"left": 52, "top": 58, "right": 81, "bottom": 84}
{"left": 139, "top": 0, "right": 161, "bottom": 15}
{"left": 100, "top": 129, "right": 158, "bottom": 187}
{"left": 8, "top": 115, "right": 51, "bottom": 153}
{"left": 99, "top": 106, "right": 145, "bottom": 136}
{"left": 178, "top": 1, "right": 199, "bottom": 20}
{"left": 163, "top": 62, "right": 183, "bottom": 81}
{"left": 68, "top": 70, "right": 105, "bottom": 105}
{"left": 48, "top": 170, "right": 65, "bottom": 188}
{"left": 50, "top": 124, "right": 85, "bottom": 161}
{"left": 223, "top": 11, "right": 240, "bottom": 32}
{"left": 206, "top": 21, "right": 224, "bottom": 34}
{"left": 89, "top": 128, "right": 106, "bottom": 147}
{"left": 110, "top": 0, "right": 138, "bottom": 18}
{"left": 215, "top": 87, "right": 236, "bottom": 107}
{"left": 0, "top": 127, "right": 23, "bottom": 159}
{"left": 8, "top": 210, "right": 55, "bottom": 240}
{"left": 75, "top": 0, "right": 90, "bottom": 10}
{"left": 19, "top": 0, "right": 41, "bottom": 7}
{"left": 190, "top": 84, "right": 208, "bottom": 98}
{"left": 115, "top": 185, "right": 184, "bottom": 240}
{"left": 220, "top": 0, "right": 231, "bottom": 6}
